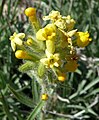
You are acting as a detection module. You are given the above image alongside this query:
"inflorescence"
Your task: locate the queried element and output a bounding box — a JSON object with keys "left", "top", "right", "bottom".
{"left": 9, "top": 7, "right": 92, "bottom": 100}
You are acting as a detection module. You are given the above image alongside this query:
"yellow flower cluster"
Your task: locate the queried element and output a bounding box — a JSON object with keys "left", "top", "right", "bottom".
{"left": 36, "top": 10, "right": 91, "bottom": 81}
{"left": 9, "top": 8, "right": 92, "bottom": 83}
{"left": 43, "top": 11, "right": 75, "bottom": 31}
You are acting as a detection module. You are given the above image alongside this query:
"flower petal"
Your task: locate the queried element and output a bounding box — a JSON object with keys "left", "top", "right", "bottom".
{"left": 14, "top": 37, "right": 23, "bottom": 46}
{"left": 17, "top": 33, "right": 25, "bottom": 39}
{"left": 11, "top": 41, "right": 16, "bottom": 51}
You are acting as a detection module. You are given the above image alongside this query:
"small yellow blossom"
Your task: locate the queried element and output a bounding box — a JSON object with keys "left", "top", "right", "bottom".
{"left": 26, "top": 38, "right": 33, "bottom": 46}
{"left": 58, "top": 73, "right": 66, "bottom": 82}
{"left": 9, "top": 32, "right": 25, "bottom": 51}
{"left": 36, "top": 24, "right": 56, "bottom": 41}
{"left": 65, "top": 15, "right": 75, "bottom": 30}
{"left": 53, "top": 15, "right": 75, "bottom": 31}
{"left": 25, "top": 7, "right": 36, "bottom": 17}
{"left": 36, "top": 24, "right": 56, "bottom": 53}
{"left": 65, "top": 60, "right": 78, "bottom": 72}
{"left": 40, "top": 50, "right": 60, "bottom": 68}
{"left": 15, "top": 50, "right": 32, "bottom": 60}
{"left": 41, "top": 94, "right": 48, "bottom": 100}
{"left": 43, "top": 11, "right": 75, "bottom": 31}
{"left": 76, "top": 31, "right": 92, "bottom": 47}
{"left": 43, "top": 10, "right": 62, "bottom": 22}
{"left": 55, "top": 18, "right": 67, "bottom": 30}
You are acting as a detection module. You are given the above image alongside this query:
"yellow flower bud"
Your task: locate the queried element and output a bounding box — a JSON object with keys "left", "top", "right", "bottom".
{"left": 25, "top": 8, "right": 41, "bottom": 32}
{"left": 41, "top": 94, "right": 48, "bottom": 101}
{"left": 76, "top": 31, "right": 92, "bottom": 47}
{"left": 25, "top": 7, "right": 36, "bottom": 17}
{"left": 26, "top": 38, "right": 33, "bottom": 46}
{"left": 58, "top": 73, "right": 66, "bottom": 82}
{"left": 15, "top": 50, "right": 32, "bottom": 60}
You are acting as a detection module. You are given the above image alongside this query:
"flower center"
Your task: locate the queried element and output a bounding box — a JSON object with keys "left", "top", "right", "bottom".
{"left": 49, "top": 58, "right": 55, "bottom": 64}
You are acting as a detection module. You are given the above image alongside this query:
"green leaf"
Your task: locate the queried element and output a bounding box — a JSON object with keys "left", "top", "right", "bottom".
{"left": 0, "top": 70, "right": 6, "bottom": 89}
{"left": 38, "top": 62, "right": 46, "bottom": 77}
{"left": 69, "top": 80, "right": 86, "bottom": 99}
{"left": 8, "top": 85, "right": 34, "bottom": 108}
{"left": 0, "top": 0, "right": 6, "bottom": 16}
{"left": 80, "top": 77, "right": 99, "bottom": 95}
{"left": 86, "top": 69, "right": 93, "bottom": 79}
{"left": 66, "top": 105, "right": 84, "bottom": 110}
{"left": 0, "top": 92, "right": 14, "bottom": 120}
{"left": 75, "top": 69, "right": 82, "bottom": 75}
{"left": 88, "top": 108, "right": 98, "bottom": 116}
{"left": 27, "top": 100, "right": 45, "bottom": 120}
{"left": 18, "top": 61, "right": 35, "bottom": 72}
{"left": 85, "top": 88, "right": 99, "bottom": 98}
{"left": 77, "top": 80, "right": 86, "bottom": 93}
{"left": 8, "top": 0, "right": 11, "bottom": 17}
{"left": 32, "top": 78, "right": 39, "bottom": 103}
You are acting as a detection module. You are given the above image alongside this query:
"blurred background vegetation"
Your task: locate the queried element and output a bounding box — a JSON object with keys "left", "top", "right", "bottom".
{"left": 0, "top": 0, "right": 99, "bottom": 120}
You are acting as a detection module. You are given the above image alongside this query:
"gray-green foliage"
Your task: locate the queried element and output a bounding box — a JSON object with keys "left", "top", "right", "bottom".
{"left": 0, "top": 0, "right": 99, "bottom": 120}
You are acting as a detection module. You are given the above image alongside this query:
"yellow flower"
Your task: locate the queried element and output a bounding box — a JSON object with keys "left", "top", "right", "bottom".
{"left": 55, "top": 18, "right": 67, "bottom": 30}
{"left": 65, "top": 15, "right": 75, "bottom": 30}
{"left": 54, "top": 15, "right": 75, "bottom": 30}
{"left": 41, "top": 94, "right": 48, "bottom": 101}
{"left": 15, "top": 50, "right": 32, "bottom": 60}
{"left": 65, "top": 60, "right": 78, "bottom": 72}
{"left": 43, "top": 10, "right": 62, "bottom": 22}
{"left": 25, "top": 7, "right": 36, "bottom": 17}
{"left": 40, "top": 50, "right": 60, "bottom": 68}
{"left": 58, "top": 73, "right": 66, "bottom": 82}
{"left": 9, "top": 32, "right": 25, "bottom": 51}
{"left": 43, "top": 11, "right": 75, "bottom": 31}
{"left": 76, "top": 31, "right": 92, "bottom": 47}
{"left": 36, "top": 24, "right": 56, "bottom": 41}
{"left": 36, "top": 24, "right": 56, "bottom": 53}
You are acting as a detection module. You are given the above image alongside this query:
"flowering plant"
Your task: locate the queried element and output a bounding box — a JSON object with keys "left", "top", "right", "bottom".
{"left": 9, "top": 7, "right": 92, "bottom": 119}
